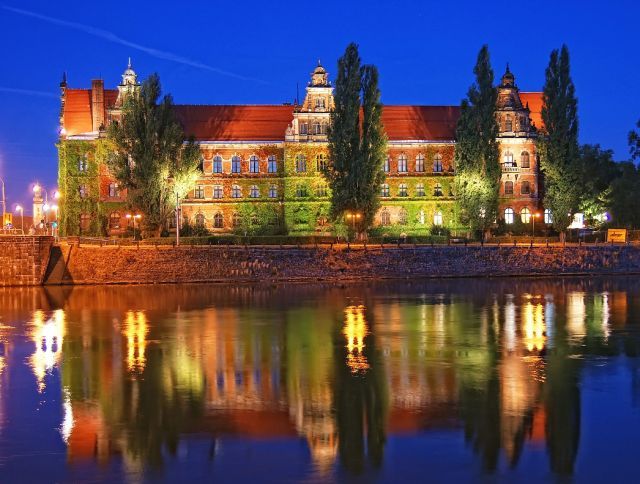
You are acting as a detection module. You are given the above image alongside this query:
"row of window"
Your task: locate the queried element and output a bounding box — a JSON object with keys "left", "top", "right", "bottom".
{"left": 504, "top": 208, "right": 553, "bottom": 224}
{"left": 502, "top": 114, "right": 529, "bottom": 132}
{"left": 503, "top": 150, "right": 531, "bottom": 168}
{"left": 299, "top": 122, "right": 328, "bottom": 135}
{"left": 193, "top": 184, "right": 329, "bottom": 199}
{"left": 189, "top": 212, "right": 279, "bottom": 229}
{"left": 504, "top": 180, "right": 531, "bottom": 195}
{"left": 384, "top": 153, "right": 445, "bottom": 173}
{"left": 381, "top": 183, "right": 447, "bottom": 197}
{"left": 379, "top": 208, "right": 444, "bottom": 227}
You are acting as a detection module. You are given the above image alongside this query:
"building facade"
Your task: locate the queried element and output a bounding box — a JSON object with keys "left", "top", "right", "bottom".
{"left": 57, "top": 60, "right": 542, "bottom": 237}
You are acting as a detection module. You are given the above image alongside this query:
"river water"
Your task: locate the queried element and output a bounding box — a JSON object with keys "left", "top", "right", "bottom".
{"left": 0, "top": 278, "right": 639, "bottom": 483}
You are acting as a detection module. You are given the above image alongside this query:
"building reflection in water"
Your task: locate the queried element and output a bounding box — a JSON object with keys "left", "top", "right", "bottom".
{"left": 2, "top": 280, "right": 637, "bottom": 478}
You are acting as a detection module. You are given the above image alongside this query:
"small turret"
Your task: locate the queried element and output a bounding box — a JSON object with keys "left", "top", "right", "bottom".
{"left": 501, "top": 63, "right": 515, "bottom": 87}
{"left": 116, "top": 57, "right": 140, "bottom": 105}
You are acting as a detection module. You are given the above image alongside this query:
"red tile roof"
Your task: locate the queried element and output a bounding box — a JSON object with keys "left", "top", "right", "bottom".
{"left": 381, "top": 105, "right": 460, "bottom": 141}
{"left": 63, "top": 88, "right": 118, "bottom": 136}
{"left": 174, "top": 105, "right": 295, "bottom": 141}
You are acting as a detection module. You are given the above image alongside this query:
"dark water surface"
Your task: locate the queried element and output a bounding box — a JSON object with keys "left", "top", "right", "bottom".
{"left": 0, "top": 278, "right": 639, "bottom": 483}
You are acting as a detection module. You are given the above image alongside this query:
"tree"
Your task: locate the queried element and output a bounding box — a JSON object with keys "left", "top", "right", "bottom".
{"left": 107, "top": 73, "right": 201, "bottom": 236}
{"left": 607, "top": 162, "right": 640, "bottom": 228}
{"left": 576, "top": 144, "right": 618, "bottom": 225}
{"left": 538, "top": 45, "right": 580, "bottom": 240}
{"left": 454, "top": 45, "right": 500, "bottom": 237}
{"left": 326, "top": 43, "right": 387, "bottom": 235}
{"left": 629, "top": 119, "right": 640, "bottom": 161}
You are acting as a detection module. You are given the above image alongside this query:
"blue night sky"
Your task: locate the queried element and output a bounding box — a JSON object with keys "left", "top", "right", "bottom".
{"left": 0, "top": 0, "right": 638, "bottom": 212}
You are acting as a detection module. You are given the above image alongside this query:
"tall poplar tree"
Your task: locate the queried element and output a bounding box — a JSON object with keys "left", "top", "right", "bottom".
{"left": 538, "top": 45, "right": 580, "bottom": 239}
{"left": 107, "top": 74, "right": 201, "bottom": 236}
{"left": 326, "top": 43, "right": 387, "bottom": 234}
{"left": 454, "top": 45, "right": 500, "bottom": 236}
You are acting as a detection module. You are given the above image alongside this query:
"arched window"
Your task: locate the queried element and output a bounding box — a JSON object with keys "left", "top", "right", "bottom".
{"left": 249, "top": 155, "right": 260, "bottom": 173}
{"left": 416, "top": 183, "right": 425, "bottom": 197}
{"left": 544, "top": 208, "right": 553, "bottom": 225}
{"left": 109, "top": 212, "right": 120, "bottom": 229}
{"left": 418, "top": 209, "right": 425, "bottom": 224}
{"left": 433, "top": 154, "right": 443, "bottom": 173}
{"left": 214, "top": 212, "right": 223, "bottom": 228}
{"left": 195, "top": 213, "right": 205, "bottom": 227}
{"left": 434, "top": 183, "right": 443, "bottom": 196}
{"left": 504, "top": 181, "right": 514, "bottom": 195}
{"left": 381, "top": 184, "right": 390, "bottom": 197}
{"left": 415, "top": 154, "right": 425, "bottom": 172}
{"left": 295, "top": 154, "right": 307, "bottom": 172}
{"left": 505, "top": 114, "right": 513, "bottom": 132}
{"left": 268, "top": 185, "right": 278, "bottom": 198}
{"left": 315, "top": 183, "right": 328, "bottom": 197}
{"left": 213, "top": 185, "right": 223, "bottom": 199}
{"left": 398, "top": 154, "right": 408, "bottom": 173}
{"left": 520, "top": 207, "right": 531, "bottom": 224}
{"left": 521, "top": 181, "right": 531, "bottom": 195}
{"left": 213, "top": 155, "right": 223, "bottom": 173}
{"left": 398, "top": 183, "right": 408, "bottom": 197}
{"left": 504, "top": 151, "right": 514, "bottom": 165}
{"left": 398, "top": 208, "right": 408, "bottom": 225}
{"left": 249, "top": 185, "right": 260, "bottom": 198}
{"left": 433, "top": 211, "right": 443, "bottom": 226}
{"left": 504, "top": 208, "right": 514, "bottom": 224}
{"left": 521, "top": 151, "right": 530, "bottom": 168}
{"left": 381, "top": 209, "right": 391, "bottom": 226}
{"left": 316, "top": 154, "right": 327, "bottom": 171}
{"left": 231, "top": 185, "right": 242, "bottom": 198}
{"left": 384, "top": 156, "right": 390, "bottom": 173}
{"left": 268, "top": 155, "right": 277, "bottom": 173}
{"left": 79, "top": 213, "right": 91, "bottom": 233}
{"left": 232, "top": 212, "right": 242, "bottom": 227}
{"left": 231, "top": 155, "right": 241, "bottom": 173}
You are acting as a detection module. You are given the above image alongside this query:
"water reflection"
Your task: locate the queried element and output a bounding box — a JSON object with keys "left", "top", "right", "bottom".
{"left": 0, "top": 278, "right": 639, "bottom": 481}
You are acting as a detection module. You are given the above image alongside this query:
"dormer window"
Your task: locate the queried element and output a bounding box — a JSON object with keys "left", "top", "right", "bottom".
{"left": 315, "top": 98, "right": 325, "bottom": 109}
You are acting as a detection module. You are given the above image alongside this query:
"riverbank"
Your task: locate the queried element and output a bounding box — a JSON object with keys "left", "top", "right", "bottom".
{"left": 42, "top": 243, "right": 640, "bottom": 285}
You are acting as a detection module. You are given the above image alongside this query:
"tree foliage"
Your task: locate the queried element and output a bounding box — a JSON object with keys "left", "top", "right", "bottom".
{"left": 629, "top": 119, "right": 640, "bottom": 161}
{"left": 454, "top": 45, "right": 500, "bottom": 234}
{"left": 107, "top": 73, "right": 201, "bottom": 236}
{"left": 575, "top": 144, "right": 618, "bottom": 225}
{"left": 538, "top": 45, "right": 580, "bottom": 236}
{"left": 326, "top": 43, "right": 387, "bottom": 232}
{"left": 606, "top": 162, "right": 640, "bottom": 228}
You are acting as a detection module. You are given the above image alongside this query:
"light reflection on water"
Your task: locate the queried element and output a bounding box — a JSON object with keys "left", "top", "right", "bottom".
{"left": 0, "top": 278, "right": 639, "bottom": 482}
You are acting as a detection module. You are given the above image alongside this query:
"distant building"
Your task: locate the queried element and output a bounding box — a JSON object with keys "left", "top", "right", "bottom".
{"left": 57, "top": 60, "right": 542, "bottom": 236}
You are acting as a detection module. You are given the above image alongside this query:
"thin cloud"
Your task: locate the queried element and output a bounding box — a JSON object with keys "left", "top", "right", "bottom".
{"left": 0, "top": 87, "right": 58, "bottom": 99}
{"left": 1, "top": 4, "right": 266, "bottom": 84}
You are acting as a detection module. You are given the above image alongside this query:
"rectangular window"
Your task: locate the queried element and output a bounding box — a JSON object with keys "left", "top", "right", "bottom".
{"left": 521, "top": 181, "right": 531, "bottom": 195}
{"left": 268, "top": 156, "right": 277, "bottom": 173}
{"left": 194, "top": 186, "right": 205, "bottom": 199}
{"left": 300, "top": 123, "right": 308, "bottom": 135}
{"left": 213, "top": 185, "right": 223, "bottom": 199}
{"left": 232, "top": 157, "right": 241, "bottom": 174}
{"left": 384, "top": 157, "right": 390, "bottom": 173}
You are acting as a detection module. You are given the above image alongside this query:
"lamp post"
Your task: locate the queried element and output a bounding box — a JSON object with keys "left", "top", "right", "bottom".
{"left": 175, "top": 193, "right": 181, "bottom": 247}
{"left": 0, "top": 177, "right": 5, "bottom": 230}
{"left": 15, "top": 205, "right": 24, "bottom": 234}
{"left": 126, "top": 213, "right": 142, "bottom": 240}
{"left": 532, "top": 212, "right": 540, "bottom": 239}
{"left": 33, "top": 184, "right": 60, "bottom": 235}
{"left": 345, "top": 211, "right": 362, "bottom": 242}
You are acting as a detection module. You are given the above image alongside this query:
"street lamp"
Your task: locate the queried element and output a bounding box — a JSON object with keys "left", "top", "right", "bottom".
{"left": 126, "top": 213, "right": 142, "bottom": 240}
{"left": 344, "top": 211, "right": 362, "bottom": 241}
{"left": 15, "top": 205, "right": 24, "bottom": 234}
{"left": 532, "top": 212, "right": 540, "bottom": 238}
{"left": 33, "top": 184, "right": 60, "bottom": 235}
{"left": 0, "top": 177, "right": 5, "bottom": 230}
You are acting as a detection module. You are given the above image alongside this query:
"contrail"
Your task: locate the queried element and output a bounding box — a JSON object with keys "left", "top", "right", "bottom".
{"left": 0, "top": 86, "right": 58, "bottom": 98}
{"left": 1, "top": 4, "right": 266, "bottom": 84}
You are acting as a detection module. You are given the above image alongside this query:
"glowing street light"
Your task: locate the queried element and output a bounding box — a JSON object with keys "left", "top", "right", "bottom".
{"left": 344, "top": 211, "right": 362, "bottom": 241}
{"left": 125, "top": 213, "right": 142, "bottom": 240}
{"left": 14, "top": 205, "right": 24, "bottom": 234}
{"left": 532, "top": 212, "right": 541, "bottom": 238}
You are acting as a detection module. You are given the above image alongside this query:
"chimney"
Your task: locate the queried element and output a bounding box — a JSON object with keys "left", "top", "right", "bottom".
{"left": 91, "top": 79, "right": 105, "bottom": 132}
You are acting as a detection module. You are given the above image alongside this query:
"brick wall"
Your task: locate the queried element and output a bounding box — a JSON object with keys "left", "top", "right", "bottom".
{"left": 0, "top": 236, "right": 54, "bottom": 286}
{"left": 47, "top": 244, "right": 640, "bottom": 285}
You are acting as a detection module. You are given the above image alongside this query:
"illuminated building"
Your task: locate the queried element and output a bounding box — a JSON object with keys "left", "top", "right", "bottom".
{"left": 57, "top": 59, "right": 542, "bottom": 236}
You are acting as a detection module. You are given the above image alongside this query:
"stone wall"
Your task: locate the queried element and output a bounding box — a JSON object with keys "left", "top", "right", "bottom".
{"left": 46, "top": 244, "right": 640, "bottom": 285}
{"left": 0, "top": 236, "right": 54, "bottom": 286}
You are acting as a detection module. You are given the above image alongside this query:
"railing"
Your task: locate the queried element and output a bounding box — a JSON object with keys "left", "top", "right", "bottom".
{"left": 501, "top": 165, "right": 519, "bottom": 173}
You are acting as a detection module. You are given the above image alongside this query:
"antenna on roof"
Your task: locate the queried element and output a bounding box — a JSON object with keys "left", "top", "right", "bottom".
{"left": 296, "top": 82, "right": 300, "bottom": 105}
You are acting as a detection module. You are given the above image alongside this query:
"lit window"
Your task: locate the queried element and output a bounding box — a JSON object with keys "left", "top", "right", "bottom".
{"left": 434, "top": 183, "right": 443, "bottom": 197}
{"left": 315, "top": 98, "right": 326, "bottom": 109}
{"left": 232, "top": 185, "right": 242, "bottom": 198}
{"left": 214, "top": 212, "right": 223, "bottom": 228}
{"left": 109, "top": 212, "right": 120, "bottom": 229}
{"left": 295, "top": 154, "right": 307, "bottom": 173}
{"left": 268, "top": 155, "right": 277, "bottom": 173}
{"left": 505, "top": 114, "right": 513, "bottom": 132}
{"left": 504, "top": 208, "right": 514, "bottom": 224}
{"left": 108, "top": 183, "right": 119, "bottom": 198}
{"left": 195, "top": 213, "right": 205, "bottom": 227}
{"left": 381, "top": 184, "right": 390, "bottom": 197}
{"left": 399, "top": 183, "right": 408, "bottom": 197}
{"left": 520, "top": 207, "right": 531, "bottom": 223}
{"left": 544, "top": 208, "right": 553, "bottom": 224}
{"left": 194, "top": 185, "right": 205, "bottom": 199}
{"left": 521, "top": 151, "right": 530, "bottom": 168}
{"left": 504, "top": 151, "right": 514, "bottom": 165}
{"left": 381, "top": 209, "right": 391, "bottom": 226}
{"left": 249, "top": 155, "right": 260, "bottom": 173}
{"left": 415, "top": 154, "right": 425, "bottom": 172}
{"left": 268, "top": 185, "right": 278, "bottom": 198}
{"left": 504, "top": 181, "right": 514, "bottom": 195}
{"left": 249, "top": 185, "right": 260, "bottom": 198}
{"left": 78, "top": 154, "right": 88, "bottom": 172}
{"left": 232, "top": 155, "right": 241, "bottom": 173}
{"left": 384, "top": 157, "right": 390, "bottom": 173}
{"left": 79, "top": 185, "right": 88, "bottom": 198}
{"left": 433, "top": 154, "right": 443, "bottom": 173}
{"left": 213, "top": 155, "right": 223, "bottom": 173}
{"left": 433, "top": 211, "right": 443, "bottom": 226}
{"left": 416, "top": 183, "right": 425, "bottom": 197}
{"left": 213, "top": 185, "right": 223, "bottom": 199}
{"left": 398, "top": 154, "right": 408, "bottom": 173}
{"left": 419, "top": 209, "right": 425, "bottom": 224}
{"left": 315, "top": 183, "right": 327, "bottom": 197}
{"left": 296, "top": 184, "right": 308, "bottom": 197}
{"left": 398, "top": 208, "right": 408, "bottom": 225}
{"left": 521, "top": 181, "right": 531, "bottom": 195}
{"left": 316, "top": 154, "right": 327, "bottom": 171}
